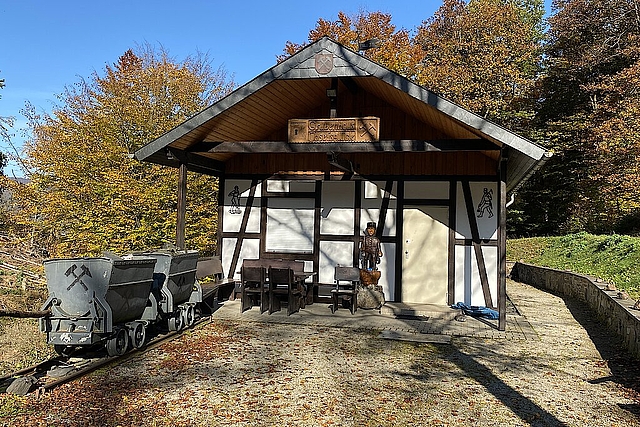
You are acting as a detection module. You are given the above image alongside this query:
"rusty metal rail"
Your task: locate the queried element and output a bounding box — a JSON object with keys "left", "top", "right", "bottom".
{"left": 1, "top": 314, "right": 212, "bottom": 396}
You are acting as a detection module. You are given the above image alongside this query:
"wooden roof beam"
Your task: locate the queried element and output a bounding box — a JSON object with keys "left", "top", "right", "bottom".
{"left": 190, "top": 139, "right": 499, "bottom": 154}
{"left": 167, "top": 148, "right": 225, "bottom": 176}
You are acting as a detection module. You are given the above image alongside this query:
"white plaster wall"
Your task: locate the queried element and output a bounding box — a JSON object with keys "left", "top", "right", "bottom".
{"left": 266, "top": 180, "right": 316, "bottom": 193}
{"left": 289, "top": 181, "right": 316, "bottom": 192}
{"left": 266, "top": 180, "right": 289, "bottom": 192}
{"left": 361, "top": 180, "right": 397, "bottom": 237}
{"left": 454, "top": 245, "right": 498, "bottom": 307}
{"left": 221, "top": 238, "right": 260, "bottom": 280}
{"left": 223, "top": 179, "right": 261, "bottom": 233}
{"left": 359, "top": 209, "right": 397, "bottom": 237}
{"left": 404, "top": 181, "right": 449, "bottom": 199}
{"left": 320, "top": 181, "right": 355, "bottom": 235}
{"left": 364, "top": 180, "right": 398, "bottom": 199}
{"left": 319, "top": 241, "right": 354, "bottom": 284}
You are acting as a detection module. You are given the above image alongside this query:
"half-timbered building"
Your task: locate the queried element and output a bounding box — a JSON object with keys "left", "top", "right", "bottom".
{"left": 134, "top": 37, "right": 550, "bottom": 330}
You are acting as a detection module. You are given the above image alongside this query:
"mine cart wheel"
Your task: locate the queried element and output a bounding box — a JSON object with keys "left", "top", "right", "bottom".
{"left": 106, "top": 328, "right": 129, "bottom": 357}
{"left": 54, "top": 345, "right": 74, "bottom": 357}
{"left": 168, "top": 312, "right": 183, "bottom": 332}
{"left": 188, "top": 305, "right": 196, "bottom": 326}
{"left": 182, "top": 305, "right": 196, "bottom": 328}
{"left": 129, "top": 323, "right": 146, "bottom": 349}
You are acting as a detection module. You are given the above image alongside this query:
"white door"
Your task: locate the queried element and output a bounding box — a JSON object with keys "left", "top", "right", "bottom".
{"left": 402, "top": 206, "right": 449, "bottom": 304}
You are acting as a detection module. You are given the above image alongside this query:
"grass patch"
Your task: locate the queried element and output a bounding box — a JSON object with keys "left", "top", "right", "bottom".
{"left": 0, "top": 394, "right": 32, "bottom": 419}
{"left": 0, "top": 318, "right": 56, "bottom": 376}
{"left": 508, "top": 232, "right": 640, "bottom": 298}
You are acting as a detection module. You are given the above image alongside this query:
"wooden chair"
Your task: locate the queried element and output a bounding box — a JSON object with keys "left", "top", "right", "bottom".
{"left": 240, "top": 265, "right": 268, "bottom": 313}
{"left": 332, "top": 266, "right": 360, "bottom": 314}
{"left": 268, "top": 266, "right": 304, "bottom": 315}
{"left": 280, "top": 260, "right": 307, "bottom": 308}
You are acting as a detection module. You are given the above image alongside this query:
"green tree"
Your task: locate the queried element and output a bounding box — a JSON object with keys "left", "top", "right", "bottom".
{"left": 4, "top": 45, "right": 233, "bottom": 256}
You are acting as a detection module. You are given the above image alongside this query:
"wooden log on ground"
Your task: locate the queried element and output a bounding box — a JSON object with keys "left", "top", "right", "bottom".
{"left": 0, "top": 309, "right": 51, "bottom": 318}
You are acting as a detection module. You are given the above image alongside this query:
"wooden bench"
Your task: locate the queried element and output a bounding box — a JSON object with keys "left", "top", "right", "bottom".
{"left": 197, "top": 256, "right": 236, "bottom": 313}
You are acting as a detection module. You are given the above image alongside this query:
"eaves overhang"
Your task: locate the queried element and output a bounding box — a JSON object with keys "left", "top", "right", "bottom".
{"left": 134, "top": 37, "right": 549, "bottom": 191}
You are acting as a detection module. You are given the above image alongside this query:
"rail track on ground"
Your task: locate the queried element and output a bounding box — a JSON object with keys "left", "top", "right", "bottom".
{"left": 0, "top": 313, "right": 213, "bottom": 396}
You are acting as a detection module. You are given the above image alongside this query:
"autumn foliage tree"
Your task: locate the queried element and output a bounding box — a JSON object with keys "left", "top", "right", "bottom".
{"left": 4, "top": 45, "right": 233, "bottom": 256}
{"left": 579, "top": 1, "right": 640, "bottom": 234}
{"left": 279, "top": 10, "right": 426, "bottom": 80}
{"left": 0, "top": 72, "right": 10, "bottom": 173}
{"left": 589, "top": 60, "right": 640, "bottom": 232}
{"left": 414, "top": 0, "right": 545, "bottom": 130}
{"left": 282, "top": 3, "right": 545, "bottom": 133}
{"left": 520, "top": 0, "right": 640, "bottom": 235}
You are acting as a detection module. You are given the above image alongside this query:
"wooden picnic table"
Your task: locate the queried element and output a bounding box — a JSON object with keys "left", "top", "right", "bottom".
{"left": 240, "top": 259, "right": 317, "bottom": 305}
{"left": 239, "top": 259, "right": 318, "bottom": 313}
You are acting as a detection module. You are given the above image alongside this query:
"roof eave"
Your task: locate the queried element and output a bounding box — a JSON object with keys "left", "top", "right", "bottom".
{"left": 134, "top": 36, "right": 549, "bottom": 191}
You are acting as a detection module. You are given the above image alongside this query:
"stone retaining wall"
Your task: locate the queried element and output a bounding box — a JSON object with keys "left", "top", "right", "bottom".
{"left": 511, "top": 262, "right": 640, "bottom": 359}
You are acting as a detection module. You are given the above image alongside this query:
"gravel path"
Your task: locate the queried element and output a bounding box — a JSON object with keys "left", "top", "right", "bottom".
{"left": 1, "top": 280, "right": 639, "bottom": 426}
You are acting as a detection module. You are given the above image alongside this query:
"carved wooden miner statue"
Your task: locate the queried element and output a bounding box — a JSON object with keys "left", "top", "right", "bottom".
{"left": 359, "top": 222, "right": 383, "bottom": 271}
{"left": 358, "top": 222, "right": 385, "bottom": 308}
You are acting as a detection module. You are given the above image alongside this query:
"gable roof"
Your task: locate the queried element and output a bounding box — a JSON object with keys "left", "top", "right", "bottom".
{"left": 134, "top": 37, "right": 550, "bottom": 193}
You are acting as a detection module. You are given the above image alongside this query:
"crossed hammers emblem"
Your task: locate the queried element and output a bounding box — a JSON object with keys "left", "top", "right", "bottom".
{"left": 65, "top": 264, "right": 92, "bottom": 291}
{"left": 359, "top": 122, "right": 377, "bottom": 138}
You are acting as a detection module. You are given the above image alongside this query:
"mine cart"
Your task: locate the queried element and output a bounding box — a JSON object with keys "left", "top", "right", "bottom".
{"left": 126, "top": 250, "right": 201, "bottom": 331}
{"left": 39, "top": 256, "right": 157, "bottom": 357}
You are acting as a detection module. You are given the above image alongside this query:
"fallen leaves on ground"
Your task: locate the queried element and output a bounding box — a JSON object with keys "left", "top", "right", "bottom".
{"left": 1, "top": 282, "right": 640, "bottom": 426}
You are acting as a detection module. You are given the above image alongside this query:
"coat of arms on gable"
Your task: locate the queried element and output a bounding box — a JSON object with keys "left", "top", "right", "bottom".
{"left": 314, "top": 53, "right": 333, "bottom": 74}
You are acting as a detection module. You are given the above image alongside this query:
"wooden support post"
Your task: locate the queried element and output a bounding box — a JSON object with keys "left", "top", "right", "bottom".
{"left": 329, "top": 77, "right": 338, "bottom": 118}
{"left": 176, "top": 162, "right": 187, "bottom": 250}
{"left": 498, "top": 155, "right": 508, "bottom": 331}
{"left": 447, "top": 179, "right": 456, "bottom": 306}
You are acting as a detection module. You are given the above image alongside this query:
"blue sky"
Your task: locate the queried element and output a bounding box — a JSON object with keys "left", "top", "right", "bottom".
{"left": 0, "top": 0, "right": 551, "bottom": 176}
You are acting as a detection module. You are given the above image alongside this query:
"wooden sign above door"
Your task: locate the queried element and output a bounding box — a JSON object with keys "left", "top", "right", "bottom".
{"left": 288, "top": 117, "right": 380, "bottom": 143}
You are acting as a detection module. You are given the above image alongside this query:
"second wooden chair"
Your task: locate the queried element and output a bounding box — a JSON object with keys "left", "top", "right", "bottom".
{"left": 268, "top": 266, "right": 304, "bottom": 315}
{"left": 240, "top": 265, "right": 268, "bottom": 313}
{"left": 332, "top": 266, "right": 360, "bottom": 314}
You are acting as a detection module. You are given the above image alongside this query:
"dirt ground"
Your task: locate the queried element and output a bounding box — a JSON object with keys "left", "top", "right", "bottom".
{"left": 1, "top": 279, "right": 639, "bottom": 426}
